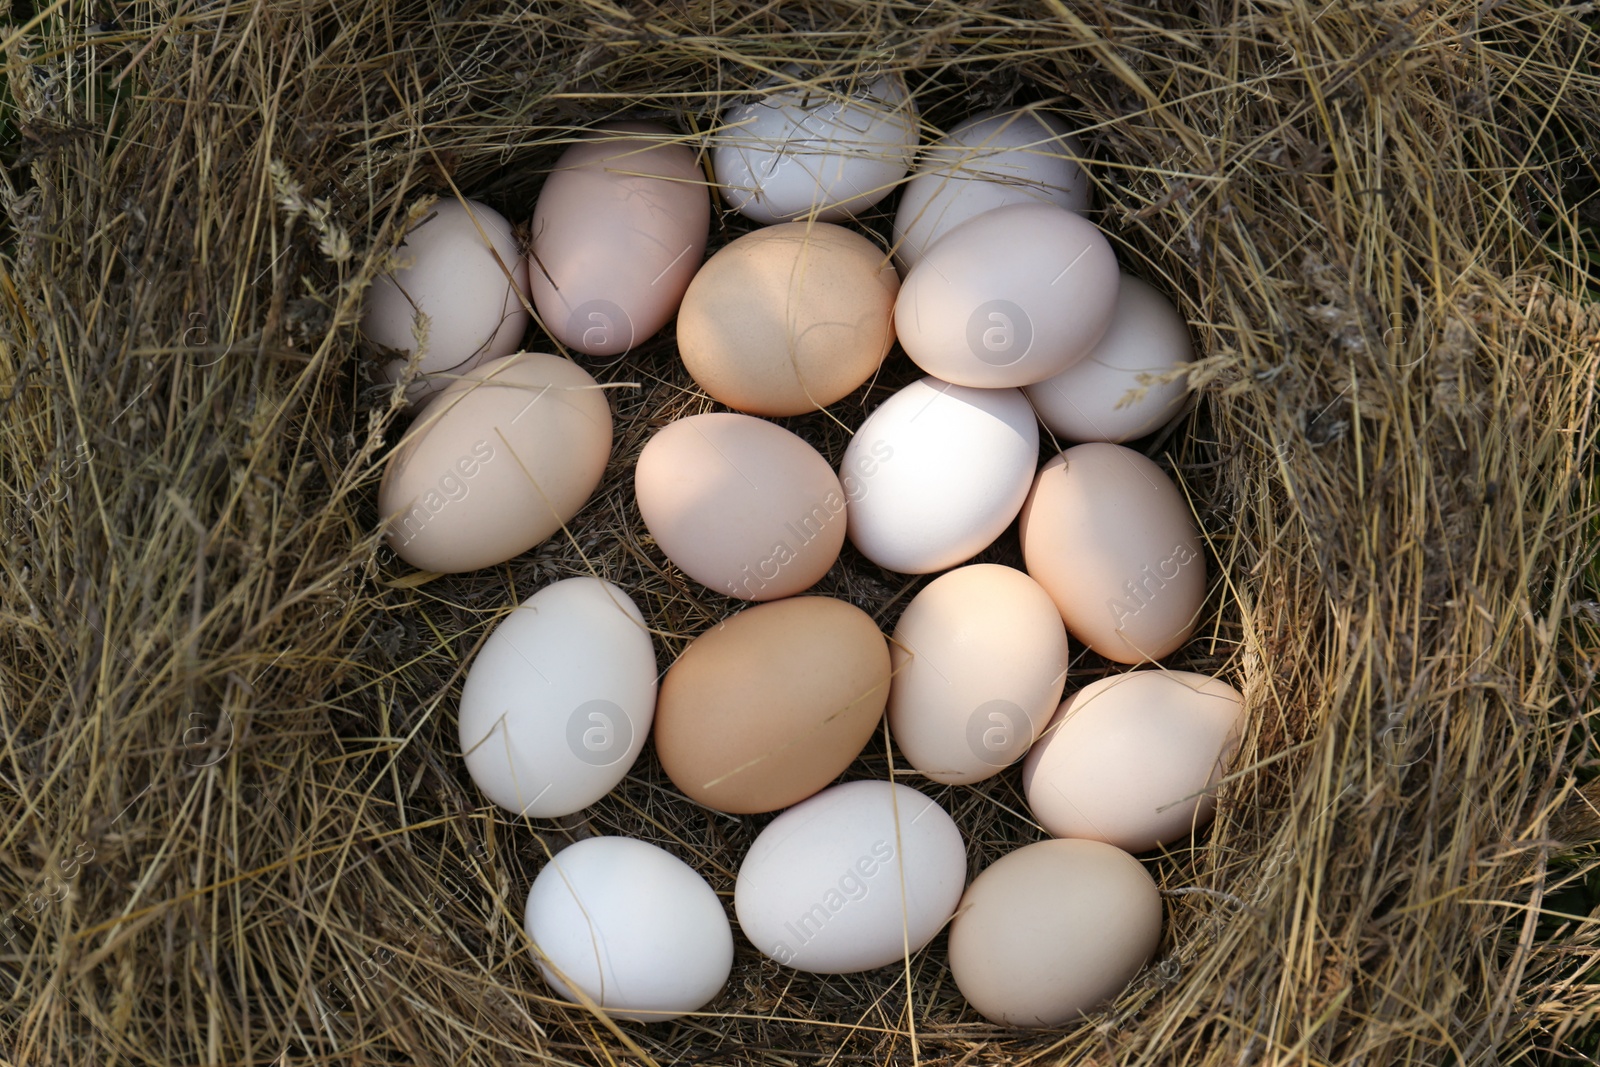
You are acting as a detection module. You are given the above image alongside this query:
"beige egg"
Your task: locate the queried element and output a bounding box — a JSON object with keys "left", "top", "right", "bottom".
{"left": 676, "top": 222, "right": 899, "bottom": 416}
{"left": 362, "top": 199, "right": 531, "bottom": 406}
{"left": 634, "top": 413, "right": 846, "bottom": 600}
{"left": 653, "top": 596, "right": 891, "bottom": 814}
{"left": 1022, "top": 670, "right": 1244, "bottom": 852}
{"left": 378, "top": 352, "right": 612, "bottom": 573}
{"left": 529, "top": 122, "right": 710, "bottom": 360}
{"left": 947, "top": 838, "right": 1161, "bottom": 1028}
{"left": 888, "top": 564, "right": 1069, "bottom": 784}
{"left": 1019, "top": 443, "right": 1205, "bottom": 664}
{"left": 1024, "top": 274, "right": 1194, "bottom": 443}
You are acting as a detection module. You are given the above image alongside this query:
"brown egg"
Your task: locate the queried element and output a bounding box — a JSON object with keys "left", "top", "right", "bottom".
{"left": 676, "top": 222, "right": 899, "bottom": 416}
{"left": 1018, "top": 443, "right": 1205, "bottom": 664}
{"left": 378, "top": 352, "right": 612, "bottom": 573}
{"left": 653, "top": 596, "right": 891, "bottom": 814}
{"left": 947, "top": 838, "right": 1161, "bottom": 1027}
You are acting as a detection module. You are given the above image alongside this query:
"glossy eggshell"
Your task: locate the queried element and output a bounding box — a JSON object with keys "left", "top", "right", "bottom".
{"left": 1022, "top": 670, "right": 1244, "bottom": 852}
{"left": 1024, "top": 274, "right": 1193, "bottom": 443}
{"left": 653, "top": 596, "right": 891, "bottom": 814}
{"left": 1019, "top": 443, "right": 1205, "bottom": 663}
{"left": 888, "top": 564, "right": 1070, "bottom": 784}
{"left": 895, "top": 202, "right": 1119, "bottom": 388}
{"left": 525, "top": 836, "right": 733, "bottom": 1022}
{"left": 893, "top": 108, "right": 1091, "bottom": 273}
{"left": 947, "top": 838, "right": 1161, "bottom": 1027}
{"left": 734, "top": 780, "right": 966, "bottom": 973}
{"left": 379, "top": 352, "right": 612, "bottom": 573}
{"left": 362, "top": 199, "right": 531, "bottom": 405}
{"left": 676, "top": 222, "right": 898, "bottom": 416}
{"left": 635, "top": 413, "right": 846, "bottom": 600}
{"left": 529, "top": 123, "right": 710, "bottom": 359}
{"left": 842, "top": 376, "right": 1039, "bottom": 575}
{"left": 458, "top": 578, "right": 656, "bottom": 818}
{"left": 713, "top": 68, "right": 918, "bottom": 223}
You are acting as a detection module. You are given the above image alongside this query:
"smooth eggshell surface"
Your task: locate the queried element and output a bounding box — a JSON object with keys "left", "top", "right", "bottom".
{"left": 895, "top": 202, "right": 1119, "bottom": 388}
{"left": 379, "top": 352, "right": 612, "bottom": 573}
{"left": 529, "top": 123, "right": 710, "bottom": 359}
{"left": 362, "top": 199, "right": 531, "bottom": 405}
{"left": 458, "top": 577, "right": 656, "bottom": 818}
{"left": 1019, "top": 443, "right": 1205, "bottom": 663}
{"left": 842, "top": 376, "right": 1039, "bottom": 575}
{"left": 893, "top": 108, "right": 1091, "bottom": 273}
{"left": 947, "top": 838, "right": 1161, "bottom": 1027}
{"left": 888, "top": 564, "right": 1069, "bottom": 784}
{"left": 713, "top": 68, "right": 918, "bottom": 224}
{"left": 676, "top": 222, "right": 898, "bottom": 416}
{"left": 1024, "top": 274, "right": 1193, "bottom": 443}
{"left": 635, "top": 413, "right": 845, "bottom": 600}
{"left": 525, "top": 836, "right": 733, "bottom": 1022}
{"left": 1022, "top": 670, "right": 1244, "bottom": 852}
{"left": 653, "top": 596, "right": 890, "bottom": 814}
{"left": 734, "top": 780, "right": 966, "bottom": 973}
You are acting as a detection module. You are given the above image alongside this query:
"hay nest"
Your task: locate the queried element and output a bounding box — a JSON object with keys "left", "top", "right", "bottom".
{"left": 3, "top": 1, "right": 1599, "bottom": 1063}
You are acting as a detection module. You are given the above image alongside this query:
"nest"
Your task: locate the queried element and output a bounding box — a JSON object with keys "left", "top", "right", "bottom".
{"left": 3, "top": 1, "right": 1599, "bottom": 1063}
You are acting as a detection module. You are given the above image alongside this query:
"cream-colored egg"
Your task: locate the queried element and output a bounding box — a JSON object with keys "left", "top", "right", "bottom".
{"left": 1024, "top": 274, "right": 1193, "bottom": 443}
{"left": 888, "top": 564, "right": 1069, "bottom": 784}
{"left": 361, "top": 199, "right": 530, "bottom": 405}
{"left": 378, "top": 352, "right": 612, "bottom": 573}
{"left": 1023, "top": 670, "right": 1244, "bottom": 852}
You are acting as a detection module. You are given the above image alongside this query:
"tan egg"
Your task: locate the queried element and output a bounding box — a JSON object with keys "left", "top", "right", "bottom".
{"left": 947, "top": 838, "right": 1161, "bottom": 1027}
{"left": 378, "top": 352, "right": 611, "bottom": 573}
{"left": 676, "top": 222, "right": 899, "bottom": 416}
{"left": 1019, "top": 443, "right": 1205, "bottom": 664}
{"left": 887, "top": 565, "right": 1069, "bottom": 784}
{"left": 529, "top": 122, "right": 710, "bottom": 360}
{"left": 654, "top": 596, "right": 891, "bottom": 814}
{"left": 1022, "top": 670, "right": 1244, "bottom": 852}
{"left": 634, "top": 413, "right": 846, "bottom": 600}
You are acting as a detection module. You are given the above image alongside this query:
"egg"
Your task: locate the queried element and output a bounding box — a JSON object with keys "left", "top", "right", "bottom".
{"left": 361, "top": 198, "right": 531, "bottom": 405}
{"left": 653, "top": 596, "right": 890, "bottom": 814}
{"left": 635, "top": 412, "right": 845, "bottom": 600}
{"left": 676, "top": 222, "right": 898, "bottom": 416}
{"left": 457, "top": 577, "right": 656, "bottom": 818}
{"left": 893, "top": 108, "right": 1092, "bottom": 272}
{"left": 947, "top": 838, "right": 1161, "bottom": 1027}
{"left": 887, "top": 564, "right": 1069, "bottom": 784}
{"left": 1019, "top": 443, "right": 1205, "bottom": 663}
{"left": 1023, "top": 274, "right": 1194, "bottom": 443}
{"left": 529, "top": 122, "right": 710, "bottom": 360}
{"left": 895, "top": 202, "right": 1119, "bottom": 388}
{"left": 842, "top": 376, "right": 1038, "bottom": 575}
{"left": 379, "top": 352, "right": 612, "bottom": 573}
{"left": 712, "top": 66, "right": 918, "bottom": 223}
{"left": 524, "top": 836, "right": 733, "bottom": 1022}
{"left": 734, "top": 780, "right": 966, "bottom": 973}
{"left": 1023, "top": 670, "right": 1243, "bottom": 852}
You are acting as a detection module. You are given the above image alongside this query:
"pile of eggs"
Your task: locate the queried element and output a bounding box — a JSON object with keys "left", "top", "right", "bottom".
{"left": 364, "top": 67, "right": 1243, "bottom": 1030}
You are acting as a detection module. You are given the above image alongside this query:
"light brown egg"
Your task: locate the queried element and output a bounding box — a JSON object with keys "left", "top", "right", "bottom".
{"left": 378, "top": 352, "right": 612, "bottom": 573}
{"left": 653, "top": 596, "right": 891, "bottom": 814}
{"left": 947, "top": 838, "right": 1161, "bottom": 1027}
{"left": 676, "top": 222, "right": 899, "bottom": 416}
{"left": 1018, "top": 443, "right": 1205, "bottom": 664}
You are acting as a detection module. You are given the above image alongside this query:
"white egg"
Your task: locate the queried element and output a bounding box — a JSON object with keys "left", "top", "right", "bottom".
{"left": 893, "top": 108, "right": 1092, "bottom": 273}
{"left": 1024, "top": 274, "right": 1194, "bottom": 443}
{"left": 842, "top": 376, "right": 1039, "bottom": 575}
{"left": 734, "top": 780, "right": 966, "bottom": 973}
{"left": 458, "top": 577, "right": 656, "bottom": 818}
{"left": 713, "top": 67, "right": 918, "bottom": 223}
{"left": 361, "top": 199, "right": 531, "bottom": 406}
{"left": 525, "top": 836, "right": 733, "bottom": 1022}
